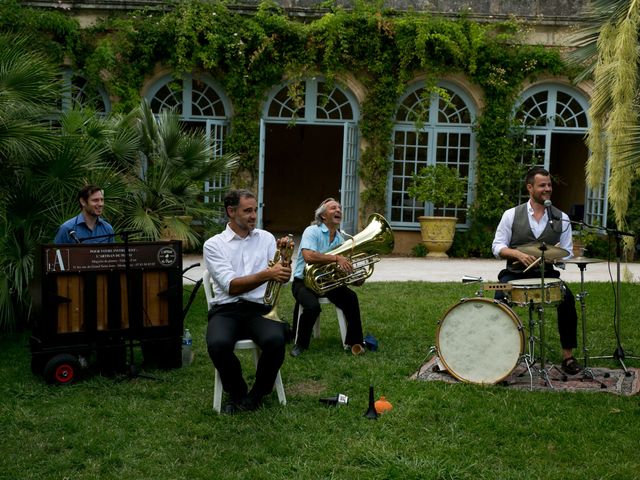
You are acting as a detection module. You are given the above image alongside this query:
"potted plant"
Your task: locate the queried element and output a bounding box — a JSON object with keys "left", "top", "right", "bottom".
{"left": 117, "top": 99, "right": 237, "bottom": 249}
{"left": 407, "top": 164, "right": 467, "bottom": 257}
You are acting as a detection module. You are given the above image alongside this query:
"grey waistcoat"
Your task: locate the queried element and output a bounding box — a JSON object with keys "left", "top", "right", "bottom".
{"left": 506, "top": 202, "right": 562, "bottom": 273}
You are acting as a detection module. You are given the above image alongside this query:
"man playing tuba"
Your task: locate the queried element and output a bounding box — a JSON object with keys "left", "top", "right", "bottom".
{"left": 290, "top": 198, "right": 365, "bottom": 357}
{"left": 204, "top": 189, "right": 291, "bottom": 413}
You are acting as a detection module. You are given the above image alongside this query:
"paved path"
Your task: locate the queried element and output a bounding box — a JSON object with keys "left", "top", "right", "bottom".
{"left": 182, "top": 254, "right": 640, "bottom": 284}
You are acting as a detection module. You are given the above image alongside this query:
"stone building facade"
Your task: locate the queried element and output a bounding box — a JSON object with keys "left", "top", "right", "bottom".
{"left": 20, "top": 1, "right": 599, "bottom": 254}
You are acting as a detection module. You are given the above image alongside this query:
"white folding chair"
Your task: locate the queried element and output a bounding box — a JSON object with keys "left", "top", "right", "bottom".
{"left": 203, "top": 270, "right": 286, "bottom": 413}
{"left": 297, "top": 297, "right": 348, "bottom": 347}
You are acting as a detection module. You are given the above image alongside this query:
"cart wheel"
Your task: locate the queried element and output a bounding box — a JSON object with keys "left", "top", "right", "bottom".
{"left": 43, "top": 354, "right": 81, "bottom": 385}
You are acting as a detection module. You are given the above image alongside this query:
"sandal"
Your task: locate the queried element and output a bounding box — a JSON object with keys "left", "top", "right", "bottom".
{"left": 561, "top": 357, "right": 582, "bottom": 375}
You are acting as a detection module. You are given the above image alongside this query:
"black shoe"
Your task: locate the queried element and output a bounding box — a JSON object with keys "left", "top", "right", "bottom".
{"left": 290, "top": 344, "right": 306, "bottom": 358}
{"left": 240, "top": 395, "right": 263, "bottom": 411}
{"left": 561, "top": 357, "right": 583, "bottom": 376}
{"left": 222, "top": 401, "right": 241, "bottom": 415}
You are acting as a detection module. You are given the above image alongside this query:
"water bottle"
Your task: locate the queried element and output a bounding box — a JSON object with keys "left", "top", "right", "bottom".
{"left": 182, "top": 328, "right": 193, "bottom": 367}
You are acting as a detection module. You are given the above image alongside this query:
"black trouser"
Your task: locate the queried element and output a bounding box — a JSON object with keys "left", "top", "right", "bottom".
{"left": 495, "top": 269, "right": 578, "bottom": 350}
{"left": 206, "top": 301, "right": 286, "bottom": 401}
{"left": 291, "top": 278, "right": 363, "bottom": 349}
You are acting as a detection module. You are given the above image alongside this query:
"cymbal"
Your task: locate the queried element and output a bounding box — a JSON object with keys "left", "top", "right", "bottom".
{"left": 517, "top": 242, "right": 569, "bottom": 261}
{"left": 563, "top": 256, "right": 605, "bottom": 265}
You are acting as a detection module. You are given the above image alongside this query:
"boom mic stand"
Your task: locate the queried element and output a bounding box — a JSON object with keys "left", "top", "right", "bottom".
{"left": 119, "top": 230, "right": 157, "bottom": 381}
{"left": 588, "top": 225, "right": 638, "bottom": 374}
{"left": 67, "top": 231, "right": 116, "bottom": 243}
{"left": 531, "top": 243, "right": 563, "bottom": 388}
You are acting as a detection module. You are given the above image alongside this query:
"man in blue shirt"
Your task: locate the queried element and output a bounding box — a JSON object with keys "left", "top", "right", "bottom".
{"left": 290, "top": 198, "right": 364, "bottom": 357}
{"left": 55, "top": 185, "right": 114, "bottom": 244}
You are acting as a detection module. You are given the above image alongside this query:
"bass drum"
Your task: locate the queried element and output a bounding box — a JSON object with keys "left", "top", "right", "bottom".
{"left": 436, "top": 298, "right": 524, "bottom": 385}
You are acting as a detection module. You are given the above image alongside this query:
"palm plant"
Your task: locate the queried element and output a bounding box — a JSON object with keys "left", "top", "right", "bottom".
{"left": 0, "top": 35, "right": 61, "bottom": 330}
{"left": 568, "top": 0, "right": 640, "bottom": 233}
{"left": 44, "top": 109, "right": 135, "bottom": 230}
{"left": 0, "top": 38, "right": 235, "bottom": 331}
{"left": 51, "top": 108, "right": 139, "bottom": 225}
{"left": 114, "top": 99, "right": 237, "bottom": 248}
{"left": 0, "top": 34, "right": 140, "bottom": 331}
{"left": 0, "top": 34, "right": 58, "bottom": 174}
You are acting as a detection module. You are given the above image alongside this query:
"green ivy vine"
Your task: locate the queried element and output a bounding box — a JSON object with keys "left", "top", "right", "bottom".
{"left": 1, "top": 0, "right": 567, "bottom": 235}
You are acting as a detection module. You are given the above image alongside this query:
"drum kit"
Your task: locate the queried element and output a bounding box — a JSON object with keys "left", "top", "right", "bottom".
{"left": 435, "top": 241, "right": 606, "bottom": 388}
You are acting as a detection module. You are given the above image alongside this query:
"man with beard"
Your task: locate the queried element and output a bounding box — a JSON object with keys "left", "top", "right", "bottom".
{"left": 55, "top": 185, "right": 114, "bottom": 244}
{"left": 492, "top": 166, "right": 582, "bottom": 375}
{"left": 204, "top": 189, "right": 291, "bottom": 413}
{"left": 290, "top": 198, "right": 364, "bottom": 357}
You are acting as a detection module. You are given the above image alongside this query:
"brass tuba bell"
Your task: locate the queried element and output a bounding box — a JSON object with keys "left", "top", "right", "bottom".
{"left": 303, "top": 213, "right": 394, "bottom": 295}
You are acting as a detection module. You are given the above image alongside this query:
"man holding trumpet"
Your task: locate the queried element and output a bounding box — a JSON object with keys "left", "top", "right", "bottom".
{"left": 290, "top": 198, "right": 365, "bottom": 357}
{"left": 204, "top": 189, "right": 292, "bottom": 414}
{"left": 491, "top": 166, "right": 581, "bottom": 375}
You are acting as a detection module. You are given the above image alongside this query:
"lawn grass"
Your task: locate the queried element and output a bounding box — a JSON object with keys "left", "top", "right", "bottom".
{"left": 1, "top": 281, "right": 639, "bottom": 479}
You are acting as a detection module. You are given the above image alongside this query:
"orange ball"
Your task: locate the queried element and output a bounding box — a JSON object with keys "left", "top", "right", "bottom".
{"left": 374, "top": 396, "right": 393, "bottom": 414}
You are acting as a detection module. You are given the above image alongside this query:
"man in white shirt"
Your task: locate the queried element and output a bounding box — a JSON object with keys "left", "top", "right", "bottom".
{"left": 204, "top": 189, "right": 292, "bottom": 413}
{"left": 492, "top": 166, "right": 581, "bottom": 376}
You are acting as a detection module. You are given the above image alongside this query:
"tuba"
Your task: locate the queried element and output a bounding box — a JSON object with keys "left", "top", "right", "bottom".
{"left": 303, "top": 213, "right": 394, "bottom": 295}
{"left": 263, "top": 234, "right": 294, "bottom": 323}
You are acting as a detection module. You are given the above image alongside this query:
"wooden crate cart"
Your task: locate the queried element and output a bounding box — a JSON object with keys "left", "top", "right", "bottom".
{"left": 30, "top": 241, "right": 184, "bottom": 384}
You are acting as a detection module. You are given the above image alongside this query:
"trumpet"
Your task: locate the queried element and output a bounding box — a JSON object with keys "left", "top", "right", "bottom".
{"left": 263, "top": 234, "right": 294, "bottom": 323}
{"left": 303, "top": 213, "right": 394, "bottom": 295}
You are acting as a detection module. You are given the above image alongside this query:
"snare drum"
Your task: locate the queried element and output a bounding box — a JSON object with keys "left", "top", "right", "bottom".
{"left": 508, "top": 278, "right": 564, "bottom": 307}
{"left": 436, "top": 298, "right": 524, "bottom": 385}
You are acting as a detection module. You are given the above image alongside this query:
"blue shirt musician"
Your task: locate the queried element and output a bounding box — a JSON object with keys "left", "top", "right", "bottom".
{"left": 491, "top": 166, "right": 581, "bottom": 376}
{"left": 54, "top": 185, "right": 114, "bottom": 244}
{"left": 204, "top": 189, "right": 291, "bottom": 414}
{"left": 290, "top": 198, "right": 364, "bottom": 357}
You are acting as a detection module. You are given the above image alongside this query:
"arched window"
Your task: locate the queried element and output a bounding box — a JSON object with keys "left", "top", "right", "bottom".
{"left": 59, "top": 69, "right": 111, "bottom": 114}
{"left": 515, "top": 84, "right": 601, "bottom": 225}
{"left": 517, "top": 88, "right": 588, "bottom": 129}
{"left": 265, "top": 79, "right": 355, "bottom": 121}
{"left": 148, "top": 75, "right": 228, "bottom": 119}
{"left": 146, "top": 73, "right": 232, "bottom": 202}
{"left": 387, "top": 82, "right": 476, "bottom": 228}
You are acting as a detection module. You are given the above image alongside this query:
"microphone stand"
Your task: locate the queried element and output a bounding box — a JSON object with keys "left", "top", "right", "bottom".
{"left": 69, "top": 230, "right": 81, "bottom": 244}
{"left": 552, "top": 219, "right": 610, "bottom": 386}
{"left": 586, "top": 224, "right": 638, "bottom": 374}
{"left": 120, "top": 230, "right": 157, "bottom": 381}
{"left": 534, "top": 243, "right": 559, "bottom": 388}
{"left": 68, "top": 231, "right": 118, "bottom": 243}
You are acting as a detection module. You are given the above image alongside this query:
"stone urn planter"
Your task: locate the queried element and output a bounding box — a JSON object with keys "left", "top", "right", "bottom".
{"left": 408, "top": 164, "right": 468, "bottom": 259}
{"left": 417, "top": 215, "right": 458, "bottom": 257}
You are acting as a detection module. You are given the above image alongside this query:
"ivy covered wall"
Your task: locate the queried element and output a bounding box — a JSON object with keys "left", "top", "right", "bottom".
{"left": 2, "top": 0, "right": 572, "bottom": 254}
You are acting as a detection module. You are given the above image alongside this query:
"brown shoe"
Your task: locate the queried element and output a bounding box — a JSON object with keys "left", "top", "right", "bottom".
{"left": 561, "top": 357, "right": 582, "bottom": 375}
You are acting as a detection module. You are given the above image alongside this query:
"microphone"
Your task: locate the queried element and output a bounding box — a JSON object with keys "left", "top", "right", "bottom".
{"left": 543, "top": 200, "right": 554, "bottom": 226}
{"left": 69, "top": 230, "right": 81, "bottom": 244}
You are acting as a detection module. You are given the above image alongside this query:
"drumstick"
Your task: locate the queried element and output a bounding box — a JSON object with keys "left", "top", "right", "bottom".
{"left": 522, "top": 257, "right": 541, "bottom": 273}
{"left": 521, "top": 242, "right": 562, "bottom": 273}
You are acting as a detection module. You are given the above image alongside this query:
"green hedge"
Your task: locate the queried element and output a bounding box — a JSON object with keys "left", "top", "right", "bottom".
{"left": 1, "top": 0, "right": 568, "bottom": 254}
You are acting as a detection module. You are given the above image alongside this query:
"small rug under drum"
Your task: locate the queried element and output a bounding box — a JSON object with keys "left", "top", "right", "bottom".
{"left": 412, "top": 357, "right": 640, "bottom": 396}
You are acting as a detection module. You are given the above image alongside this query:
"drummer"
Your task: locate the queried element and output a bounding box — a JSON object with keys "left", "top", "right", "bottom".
{"left": 491, "top": 166, "right": 581, "bottom": 376}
